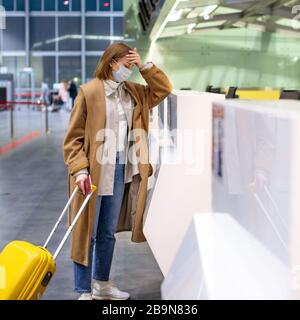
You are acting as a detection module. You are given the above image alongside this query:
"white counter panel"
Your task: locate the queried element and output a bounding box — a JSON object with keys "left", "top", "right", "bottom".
{"left": 161, "top": 213, "right": 289, "bottom": 300}
{"left": 212, "top": 99, "right": 300, "bottom": 298}
{"left": 143, "top": 91, "right": 224, "bottom": 276}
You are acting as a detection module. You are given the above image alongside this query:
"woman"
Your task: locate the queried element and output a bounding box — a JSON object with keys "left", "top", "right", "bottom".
{"left": 58, "top": 80, "right": 70, "bottom": 111}
{"left": 62, "top": 42, "right": 173, "bottom": 300}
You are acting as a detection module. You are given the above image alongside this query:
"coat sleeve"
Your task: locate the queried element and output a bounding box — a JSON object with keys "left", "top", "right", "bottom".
{"left": 138, "top": 63, "right": 173, "bottom": 109}
{"left": 62, "top": 87, "right": 90, "bottom": 176}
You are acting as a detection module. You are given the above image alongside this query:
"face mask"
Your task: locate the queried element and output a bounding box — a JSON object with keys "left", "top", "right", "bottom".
{"left": 112, "top": 63, "right": 133, "bottom": 82}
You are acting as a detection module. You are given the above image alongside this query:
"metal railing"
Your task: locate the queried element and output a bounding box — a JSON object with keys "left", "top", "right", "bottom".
{"left": 0, "top": 100, "right": 50, "bottom": 138}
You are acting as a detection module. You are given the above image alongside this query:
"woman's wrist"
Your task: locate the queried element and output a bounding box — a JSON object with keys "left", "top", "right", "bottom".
{"left": 73, "top": 168, "right": 89, "bottom": 177}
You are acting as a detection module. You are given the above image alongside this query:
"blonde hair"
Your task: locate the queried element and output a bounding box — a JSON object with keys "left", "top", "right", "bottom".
{"left": 94, "top": 42, "right": 133, "bottom": 80}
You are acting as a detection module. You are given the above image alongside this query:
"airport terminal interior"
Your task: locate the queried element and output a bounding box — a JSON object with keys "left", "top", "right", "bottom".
{"left": 1, "top": 0, "right": 300, "bottom": 300}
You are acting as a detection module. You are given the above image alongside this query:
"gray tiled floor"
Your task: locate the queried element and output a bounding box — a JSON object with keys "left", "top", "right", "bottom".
{"left": 0, "top": 110, "right": 163, "bottom": 300}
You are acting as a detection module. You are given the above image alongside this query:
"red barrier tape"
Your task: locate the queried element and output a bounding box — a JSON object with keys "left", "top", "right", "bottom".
{"left": 14, "top": 93, "right": 42, "bottom": 97}
{"left": 0, "top": 101, "right": 48, "bottom": 106}
{"left": 0, "top": 131, "right": 42, "bottom": 156}
{"left": 0, "top": 105, "right": 13, "bottom": 109}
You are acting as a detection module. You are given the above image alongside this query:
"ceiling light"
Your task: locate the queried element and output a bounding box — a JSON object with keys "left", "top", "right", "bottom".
{"left": 168, "top": 9, "right": 183, "bottom": 22}
{"left": 199, "top": 5, "right": 218, "bottom": 18}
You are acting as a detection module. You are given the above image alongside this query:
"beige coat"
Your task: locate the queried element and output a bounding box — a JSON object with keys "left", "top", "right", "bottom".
{"left": 62, "top": 63, "right": 173, "bottom": 266}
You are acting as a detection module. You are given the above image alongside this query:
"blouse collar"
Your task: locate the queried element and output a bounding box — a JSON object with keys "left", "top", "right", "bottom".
{"left": 103, "top": 79, "right": 127, "bottom": 97}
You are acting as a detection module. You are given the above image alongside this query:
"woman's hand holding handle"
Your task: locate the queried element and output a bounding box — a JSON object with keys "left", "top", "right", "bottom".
{"left": 75, "top": 173, "right": 91, "bottom": 195}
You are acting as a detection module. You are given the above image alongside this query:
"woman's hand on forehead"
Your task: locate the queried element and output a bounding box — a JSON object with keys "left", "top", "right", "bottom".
{"left": 124, "top": 57, "right": 134, "bottom": 68}
{"left": 116, "top": 56, "right": 133, "bottom": 68}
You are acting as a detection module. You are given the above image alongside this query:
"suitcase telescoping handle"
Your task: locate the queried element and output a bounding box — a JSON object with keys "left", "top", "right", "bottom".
{"left": 43, "top": 180, "right": 97, "bottom": 260}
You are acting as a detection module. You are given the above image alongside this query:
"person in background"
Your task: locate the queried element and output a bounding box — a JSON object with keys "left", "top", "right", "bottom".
{"left": 40, "top": 81, "right": 50, "bottom": 105}
{"left": 58, "top": 80, "right": 70, "bottom": 111}
{"left": 68, "top": 80, "right": 78, "bottom": 109}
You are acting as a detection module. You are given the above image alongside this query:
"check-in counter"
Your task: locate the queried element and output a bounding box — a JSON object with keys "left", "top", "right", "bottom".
{"left": 161, "top": 213, "right": 289, "bottom": 300}
{"left": 212, "top": 99, "right": 300, "bottom": 299}
{"left": 143, "top": 90, "right": 225, "bottom": 276}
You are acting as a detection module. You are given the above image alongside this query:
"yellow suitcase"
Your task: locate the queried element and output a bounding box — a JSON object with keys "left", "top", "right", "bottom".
{"left": 0, "top": 184, "right": 96, "bottom": 300}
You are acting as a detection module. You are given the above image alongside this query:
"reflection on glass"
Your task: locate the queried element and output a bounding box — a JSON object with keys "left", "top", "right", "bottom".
{"left": 31, "top": 56, "right": 55, "bottom": 87}
{"left": 3, "top": 17, "right": 26, "bottom": 51}
{"left": 58, "top": 17, "right": 81, "bottom": 51}
{"left": 59, "top": 56, "right": 81, "bottom": 83}
{"left": 58, "top": 0, "right": 69, "bottom": 11}
{"left": 86, "top": 17, "right": 110, "bottom": 51}
{"left": 30, "top": 17, "right": 55, "bottom": 51}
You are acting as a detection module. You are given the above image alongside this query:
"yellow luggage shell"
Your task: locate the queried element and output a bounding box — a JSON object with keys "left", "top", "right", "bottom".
{"left": 0, "top": 241, "right": 56, "bottom": 300}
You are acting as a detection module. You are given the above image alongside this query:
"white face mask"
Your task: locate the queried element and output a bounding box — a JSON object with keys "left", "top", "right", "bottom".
{"left": 112, "top": 62, "right": 133, "bottom": 82}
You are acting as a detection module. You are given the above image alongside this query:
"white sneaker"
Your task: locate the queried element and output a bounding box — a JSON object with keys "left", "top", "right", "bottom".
{"left": 92, "top": 280, "right": 130, "bottom": 300}
{"left": 78, "top": 293, "right": 93, "bottom": 300}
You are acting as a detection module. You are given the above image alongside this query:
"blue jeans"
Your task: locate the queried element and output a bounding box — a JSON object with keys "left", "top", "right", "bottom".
{"left": 73, "top": 151, "right": 126, "bottom": 293}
